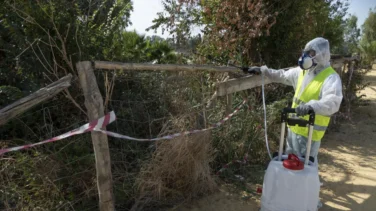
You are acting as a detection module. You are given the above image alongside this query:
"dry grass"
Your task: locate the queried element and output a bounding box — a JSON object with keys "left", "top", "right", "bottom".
{"left": 131, "top": 117, "right": 217, "bottom": 210}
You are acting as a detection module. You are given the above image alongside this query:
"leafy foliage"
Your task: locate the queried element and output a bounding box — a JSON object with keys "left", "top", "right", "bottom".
{"left": 360, "top": 8, "right": 376, "bottom": 65}
{"left": 151, "top": 0, "right": 349, "bottom": 67}
{"left": 343, "top": 15, "right": 361, "bottom": 55}
{"left": 149, "top": 0, "right": 278, "bottom": 65}
{"left": 254, "top": 0, "right": 349, "bottom": 67}
{"left": 0, "top": 86, "right": 23, "bottom": 107}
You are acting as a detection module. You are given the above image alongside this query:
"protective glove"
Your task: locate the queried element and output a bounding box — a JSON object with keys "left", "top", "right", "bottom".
{"left": 296, "top": 104, "right": 314, "bottom": 116}
{"left": 242, "top": 66, "right": 261, "bottom": 75}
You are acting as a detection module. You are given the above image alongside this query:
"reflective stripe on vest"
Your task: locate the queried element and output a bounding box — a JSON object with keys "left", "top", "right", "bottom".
{"left": 289, "top": 67, "right": 336, "bottom": 141}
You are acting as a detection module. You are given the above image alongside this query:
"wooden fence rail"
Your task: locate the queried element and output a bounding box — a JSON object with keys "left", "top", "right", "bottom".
{"left": 0, "top": 74, "right": 72, "bottom": 126}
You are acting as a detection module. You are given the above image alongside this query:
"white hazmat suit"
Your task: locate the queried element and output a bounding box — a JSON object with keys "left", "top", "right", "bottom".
{"left": 260, "top": 37, "right": 343, "bottom": 163}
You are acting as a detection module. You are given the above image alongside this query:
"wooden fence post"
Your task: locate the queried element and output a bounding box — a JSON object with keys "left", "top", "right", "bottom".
{"left": 76, "top": 61, "right": 114, "bottom": 211}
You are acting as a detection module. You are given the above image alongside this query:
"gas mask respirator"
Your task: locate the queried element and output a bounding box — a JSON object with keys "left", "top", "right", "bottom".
{"left": 298, "top": 51, "right": 317, "bottom": 70}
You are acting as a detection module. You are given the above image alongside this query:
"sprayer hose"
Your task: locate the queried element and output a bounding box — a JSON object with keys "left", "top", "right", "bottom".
{"left": 262, "top": 73, "right": 272, "bottom": 160}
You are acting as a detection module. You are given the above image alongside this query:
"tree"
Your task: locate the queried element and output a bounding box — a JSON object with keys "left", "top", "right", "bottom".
{"left": 360, "top": 8, "right": 376, "bottom": 65}
{"left": 147, "top": 0, "right": 203, "bottom": 50}
{"left": 344, "top": 15, "right": 361, "bottom": 54}
{"left": 333, "top": 14, "right": 360, "bottom": 55}
{"left": 254, "top": 0, "right": 349, "bottom": 67}
{"left": 149, "top": 0, "right": 349, "bottom": 68}
{"left": 107, "top": 31, "right": 178, "bottom": 63}
{"left": 148, "top": 0, "right": 278, "bottom": 65}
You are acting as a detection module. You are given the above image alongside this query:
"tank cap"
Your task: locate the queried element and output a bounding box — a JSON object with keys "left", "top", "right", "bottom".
{"left": 283, "top": 154, "right": 304, "bottom": 170}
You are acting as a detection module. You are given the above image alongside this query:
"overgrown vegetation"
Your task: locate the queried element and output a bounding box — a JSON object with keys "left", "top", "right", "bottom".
{"left": 0, "top": 0, "right": 373, "bottom": 210}
{"left": 360, "top": 8, "right": 376, "bottom": 66}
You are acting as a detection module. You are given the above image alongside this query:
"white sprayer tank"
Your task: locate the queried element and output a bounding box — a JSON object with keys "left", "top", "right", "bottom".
{"left": 260, "top": 156, "right": 320, "bottom": 211}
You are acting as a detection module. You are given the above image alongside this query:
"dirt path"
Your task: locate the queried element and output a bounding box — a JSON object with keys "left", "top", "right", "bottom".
{"left": 175, "top": 68, "right": 376, "bottom": 211}
{"left": 318, "top": 67, "right": 376, "bottom": 210}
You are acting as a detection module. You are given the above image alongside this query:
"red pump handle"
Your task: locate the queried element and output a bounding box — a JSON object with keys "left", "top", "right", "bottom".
{"left": 284, "top": 153, "right": 304, "bottom": 170}
{"left": 288, "top": 154, "right": 300, "bottom": 162}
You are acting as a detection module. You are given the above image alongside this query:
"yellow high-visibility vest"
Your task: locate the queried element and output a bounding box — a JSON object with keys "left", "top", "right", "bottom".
{"left": 289, "top": 66, "right": 336, "bottom": 141}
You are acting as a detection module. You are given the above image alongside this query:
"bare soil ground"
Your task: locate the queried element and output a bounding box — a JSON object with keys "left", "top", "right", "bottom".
{"left": 174, "top": 67, "right": 376, "bottom": 211}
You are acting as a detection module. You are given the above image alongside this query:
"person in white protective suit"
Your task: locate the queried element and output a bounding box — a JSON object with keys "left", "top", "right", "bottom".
{"left": 244, "top": 37, "right": 343, "bottom": 164}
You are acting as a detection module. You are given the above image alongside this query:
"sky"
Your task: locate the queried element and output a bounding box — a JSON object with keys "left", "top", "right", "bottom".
{"left": 126, "top": 0, "right": 167, "bottom": 38}
{"left": 127, "top": 0, "right": 376, "bottom": 38}
{"left": 347, "top": 0, "right": 376, "bottom": 28}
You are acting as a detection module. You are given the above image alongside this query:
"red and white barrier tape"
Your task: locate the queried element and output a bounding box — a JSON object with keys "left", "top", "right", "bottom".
{"left": 94, "top": 100, "right": 247, "bottom": 141}
{"left": 0, "top": 112, "right": 116, "bottom": 156}
{"left": 0, "top": 100, "right": 247, "bottom": 155}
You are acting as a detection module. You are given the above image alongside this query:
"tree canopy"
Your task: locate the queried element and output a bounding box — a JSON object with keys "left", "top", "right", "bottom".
{"left": 360, "top": 8, "right": 376, "bottom": 64}
{"left": 149, "top": 0, "right": 350, "bottom": 67}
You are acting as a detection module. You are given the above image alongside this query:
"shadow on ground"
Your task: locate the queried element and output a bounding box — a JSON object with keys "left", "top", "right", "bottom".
{"left": 319, "top": 94, "right": 376, "bottom": 210}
